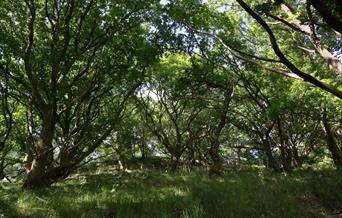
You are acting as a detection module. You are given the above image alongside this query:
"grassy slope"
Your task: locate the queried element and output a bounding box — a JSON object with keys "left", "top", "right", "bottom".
{"left": 0, "top": 167, "right": 341, "bottom": 218}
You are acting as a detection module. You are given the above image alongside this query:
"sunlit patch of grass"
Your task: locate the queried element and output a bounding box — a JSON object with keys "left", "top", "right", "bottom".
{"left": 0, "top": 168, "right": 340, "bottom": 217}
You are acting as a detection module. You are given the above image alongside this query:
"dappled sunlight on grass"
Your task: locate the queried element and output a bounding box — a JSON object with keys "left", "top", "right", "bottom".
{"left": 1, "top": 168, "right": 341, "bottom": 217}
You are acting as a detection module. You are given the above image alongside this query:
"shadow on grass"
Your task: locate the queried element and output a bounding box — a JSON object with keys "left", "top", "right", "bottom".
{"left": 0, "top": 183, "right": 23, "bottom": 218}
{"left": 0, "top": 198, "right": 19, "bottom": 218}
{"left": 304, "top": 169, "right": 342, "bottom": 214}
{"left": 2, "top": 169, "right": 340, "bottom": 218}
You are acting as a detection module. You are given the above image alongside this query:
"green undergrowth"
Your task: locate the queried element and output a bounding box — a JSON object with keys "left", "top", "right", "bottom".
{"left": 0, "top": 167, "right": 341, "bottom": 218}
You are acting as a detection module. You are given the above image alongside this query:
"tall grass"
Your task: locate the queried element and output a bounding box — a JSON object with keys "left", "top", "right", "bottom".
{"left": 0, "top": 167, "right": 341, "bottom": 218}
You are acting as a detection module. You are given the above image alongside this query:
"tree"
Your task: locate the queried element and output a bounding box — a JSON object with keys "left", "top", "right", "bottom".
{"left": 138, "top": 53, "right": 206, "bottom": 172}
{"left": 0, "top": 60, "right": 13, "bottom": 182}
{"left": 321, "top": 108, "right": 342, "bottom": 169}
{"left": 0, "top": 0, "right": 341, "bottom": 190}
{"left": 0, "top": 0, "right": 158, "bottom": 188}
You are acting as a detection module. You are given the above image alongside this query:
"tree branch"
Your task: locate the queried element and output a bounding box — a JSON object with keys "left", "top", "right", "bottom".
{"left": 236, "top": 0, "right": 342, "bottom": 99}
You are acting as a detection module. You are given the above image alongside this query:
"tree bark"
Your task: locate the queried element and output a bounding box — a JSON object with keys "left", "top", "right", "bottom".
{"left": 236, "top": 0, "right": 342, "bottom": 99}
{"left": 117, "top": 153, "right": 125, "bottom": 171}
{"left": 24, "top": 103, "right": 35, "bottom": 174}
{"left": 279, "top": 4, "right": 342, "bottom": 76}
{"left": 322, "top": 110, "right": 342, "bottom": 169}
{"left": 209, "top": 87, "right": 233, "bottom": 176}
{"left": 292, "top": 146, "right": 303, "bottom": 168}
{"left": 277, "top": 118, "right": 293, "bottom": 171}
{"left": 308, "top": 0, "right": 342, "bottom": 34}
{"left": 209, "top": 138, "right": 223, "bottom": 176}
{"left": 23, "top": 106, "right": 56, "bottom": 189}
{"left": 235, "top": 148, "right": 241, "bottom": 170}
{"left": 169, "top": 154, "right": 180, "bottom": 173}
{"left": 262, "top": 138, "right": 280, "bottom": 172}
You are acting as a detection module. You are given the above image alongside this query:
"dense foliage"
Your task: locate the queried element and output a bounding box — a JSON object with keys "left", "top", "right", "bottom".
{"left": 0, "top": 0, "right": 341, "bottom": 214}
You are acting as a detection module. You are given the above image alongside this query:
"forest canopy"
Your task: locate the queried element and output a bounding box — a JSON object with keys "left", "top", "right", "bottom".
{"left": 0, "top": 0, "right": 341, "bottom": 191}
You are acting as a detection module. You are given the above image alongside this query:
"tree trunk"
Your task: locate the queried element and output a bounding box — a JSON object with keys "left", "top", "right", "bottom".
{"left": 308, "top": 0, "right": 342, "bottom": 34}
{"left": 277, "top": 118, "right": 293, "bottom": 171}
{"left": 292, "top": 146, "right": 303, "bottom": 168}
{"left": 262, "top": 139, "right": 280, "bottom": 172}
{"left": 209, "top": 139, "right": 223, "bottom": 176}
{"left": 322, "top": 111, "right": 342, "bottom": 169}
{"left": 140, "top": 142, "right": 146, "bottom": 161}
{"left": 187, "top": 147, "right": 195, "bottom": 172}
{"left": 117, "top": 153, "right": 125, "bottom": 171}
{"left": 24, "top": 103, "right": 34, "bottom": 174}
{"left": 283, "top": 148, "right": 293, "bottom": 171}
{"left": 235, "top": 148, "right": 241, "bottom": 170}
{"left": 23, "top": 107, "right": 56, "bottom": 189}
{"left": 0, "top": 158, "right": 4, "bottom": 180}
{"left": 208, "top": 87, "right": 233, "bottom": 175}
{"left": 169, "top": 154, "right": 180, "bottom": 173}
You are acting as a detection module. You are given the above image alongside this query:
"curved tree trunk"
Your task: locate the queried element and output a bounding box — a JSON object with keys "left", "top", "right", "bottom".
{"left": 23, "top": 107, "right": 56, "bottom": 189}
{"left": 322, "top": 111, "right": 342, "bottom": 169}
{"left": 209, "top": 87, "right": 233, "bottom": 176}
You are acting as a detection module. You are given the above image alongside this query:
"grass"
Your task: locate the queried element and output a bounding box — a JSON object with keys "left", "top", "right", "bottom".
{"left": 0, "top": 167, "right": 341, "bottom": 218}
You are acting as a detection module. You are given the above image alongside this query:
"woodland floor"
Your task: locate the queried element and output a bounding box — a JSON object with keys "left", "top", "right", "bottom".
{"left": 0, "top": 166, "right": 341, "bottom": 218}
